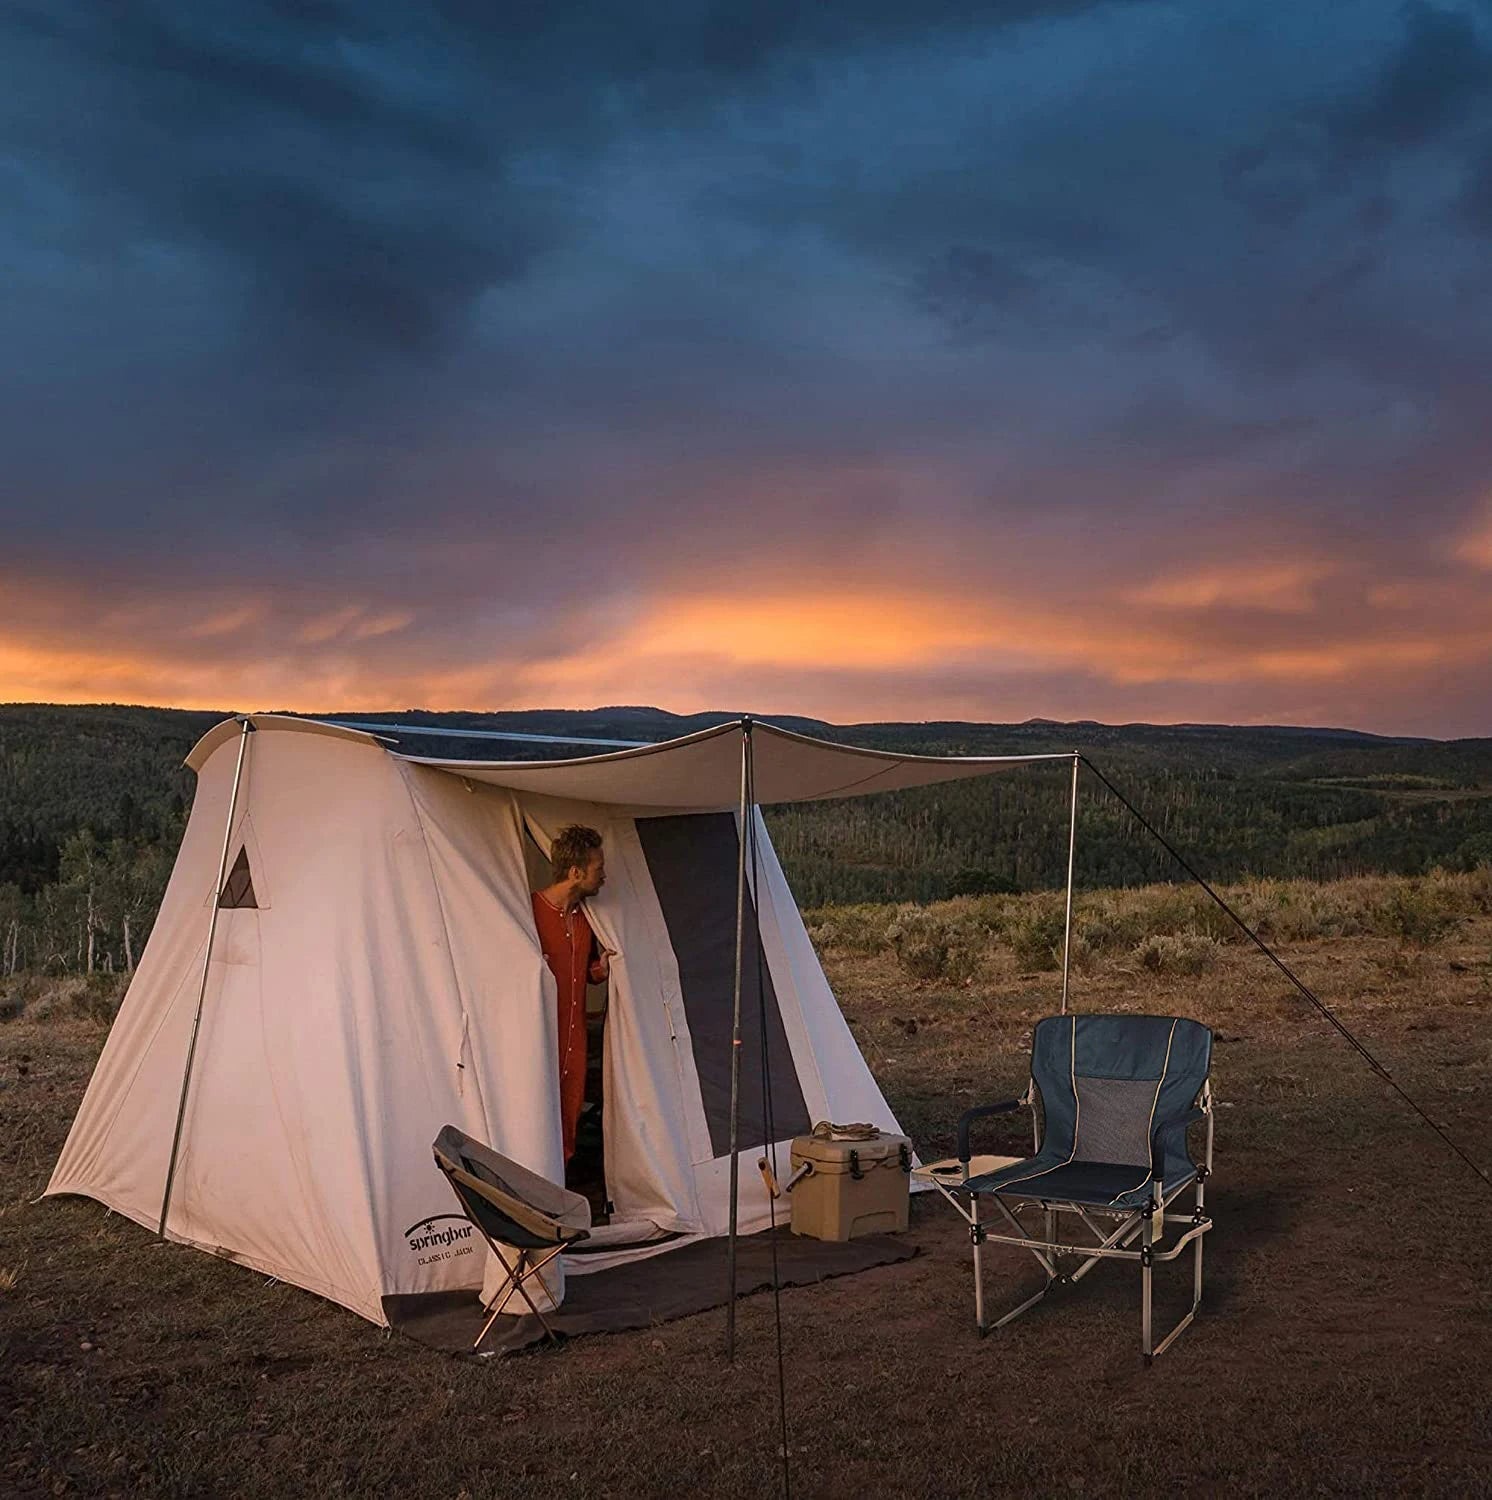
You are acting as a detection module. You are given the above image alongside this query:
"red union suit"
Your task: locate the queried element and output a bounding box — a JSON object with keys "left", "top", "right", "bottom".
{"left": 530, "top": 892, "right": 606, "bottom": 1161}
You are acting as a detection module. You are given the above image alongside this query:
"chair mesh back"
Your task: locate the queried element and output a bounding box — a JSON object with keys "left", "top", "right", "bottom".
{"left": 1072, "top": 1076, "right": 1157, "bottom": 1166}
{"left": 1029, "top": 1014, "right": 1213, "bottom": 1184}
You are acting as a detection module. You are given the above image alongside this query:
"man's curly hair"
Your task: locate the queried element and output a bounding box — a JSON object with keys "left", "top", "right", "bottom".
{"left": 550, "top": 824, "right": 603, "bottom": 879}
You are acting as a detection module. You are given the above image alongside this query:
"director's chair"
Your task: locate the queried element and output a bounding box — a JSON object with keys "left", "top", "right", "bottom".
{"left": 931, "top": 1013, "right": 1214, "bottom": 1362}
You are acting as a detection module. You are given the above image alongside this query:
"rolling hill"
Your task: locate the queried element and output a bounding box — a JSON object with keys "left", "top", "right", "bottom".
{"left": 1, "top": 702, "right": 1490, "bottom": 972}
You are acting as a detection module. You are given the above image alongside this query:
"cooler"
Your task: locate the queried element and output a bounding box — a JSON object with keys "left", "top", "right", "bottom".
{"left": 788, "top": 1129, "right": 912, "bottom": 1241}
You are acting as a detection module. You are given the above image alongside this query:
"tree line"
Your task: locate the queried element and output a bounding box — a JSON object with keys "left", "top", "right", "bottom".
{"left": 1, "top": 703, "right": 1489, "bottom": 978}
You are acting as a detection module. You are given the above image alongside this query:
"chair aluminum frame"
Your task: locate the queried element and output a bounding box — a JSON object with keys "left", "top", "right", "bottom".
{"left": 935, "top": 1079, "right": 1215, "bottom": 1362}
{"left": 472, "top": 1242, "right": 570, "bottom": 1350}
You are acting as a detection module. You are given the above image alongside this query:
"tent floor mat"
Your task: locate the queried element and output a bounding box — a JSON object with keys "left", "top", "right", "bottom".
{"left": 382, "top": 1228, "right": 918, "bottom": 1357}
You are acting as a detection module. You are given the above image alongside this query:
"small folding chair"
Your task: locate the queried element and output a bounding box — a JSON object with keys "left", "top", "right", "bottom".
{"left": 934, "top": 1014, "right": 1214, "bottom": 1361}
{"left": 432, "top": 1125, "right": 592, "bottom": 1350}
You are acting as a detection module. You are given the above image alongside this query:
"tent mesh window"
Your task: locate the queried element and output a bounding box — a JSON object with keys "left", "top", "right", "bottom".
{"left": 218, "top": 846, "right": 257, "bottom": 910}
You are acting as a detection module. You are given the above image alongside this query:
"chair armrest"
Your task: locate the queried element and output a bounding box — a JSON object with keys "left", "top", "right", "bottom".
{"left": 957, "top": 1098, "right": 1024, "bottom": 1162}
{"left": 1152, "top": 1106, "right": 1208, "bottom": 1171}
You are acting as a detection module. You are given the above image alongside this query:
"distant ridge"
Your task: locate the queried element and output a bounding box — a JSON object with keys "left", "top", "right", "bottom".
{"left": 0, "top": 700, "right": 1456, "bottom": 746}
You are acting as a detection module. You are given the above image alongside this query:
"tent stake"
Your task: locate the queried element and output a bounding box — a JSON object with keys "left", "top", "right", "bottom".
{"left": 1060, "top": 752, "right": 1079, "bottom": 1015}
{"left": 725, "top": 715, "right": 753, "bottom": 1360}
{"left": 157, "top": 716, "right": 253, "bottom": 1239}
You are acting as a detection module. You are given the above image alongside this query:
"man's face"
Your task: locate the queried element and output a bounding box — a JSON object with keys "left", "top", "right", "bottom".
{"left": 572, "top": 848, "right": 605, "bottom": 897}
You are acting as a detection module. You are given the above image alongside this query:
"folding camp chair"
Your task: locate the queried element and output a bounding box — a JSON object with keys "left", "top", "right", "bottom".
{"left": 934, "top": 1014, "right": 1214, "bottom": 1361}
{"left": 432, "top": 1125, "right": 592, "bottom": 1350}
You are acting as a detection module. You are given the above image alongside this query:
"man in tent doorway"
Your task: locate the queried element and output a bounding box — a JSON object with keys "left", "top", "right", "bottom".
{"left": 531, "top": 825, "right": 611, "bottom": 1163}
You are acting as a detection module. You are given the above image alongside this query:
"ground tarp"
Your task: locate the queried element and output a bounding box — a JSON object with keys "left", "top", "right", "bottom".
{"left": 383, "top": 1229, "right": 917, "bottom": 1356}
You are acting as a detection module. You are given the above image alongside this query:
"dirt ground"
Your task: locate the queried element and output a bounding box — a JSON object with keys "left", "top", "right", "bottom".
{"left": 3, "top": 921, "right": 1492, "bottom": 1497}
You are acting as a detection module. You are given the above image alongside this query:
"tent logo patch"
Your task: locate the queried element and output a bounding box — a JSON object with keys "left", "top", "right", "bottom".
{"left": 404, "top": 1213, "right": 476, "bottom": 1266}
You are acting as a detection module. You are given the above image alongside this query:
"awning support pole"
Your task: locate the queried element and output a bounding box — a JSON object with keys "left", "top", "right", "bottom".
{"left": 157, "top": 716, "right": 252, "bottom": 1240}
{"left": 725, "top": 715, "right": 754, "bottom": 1360}
{"left": 1060, "top": 752, "right": 1079, "bottom": 1016}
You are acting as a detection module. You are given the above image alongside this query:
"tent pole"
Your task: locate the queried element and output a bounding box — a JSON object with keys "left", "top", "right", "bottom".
{"left": 1060, "top": 752, "right": 1079, "bottom": 1016}
{"left": 725, "top": 715, "right": 753, "bottom": 1360}
{"left": 157, "top": 716, "right": 253, "bottom": 1240}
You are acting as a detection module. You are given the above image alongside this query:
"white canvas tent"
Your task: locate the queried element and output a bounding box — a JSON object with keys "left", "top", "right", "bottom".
{"left": 46, "top": 714, "right": 1069, "bottom": 1326}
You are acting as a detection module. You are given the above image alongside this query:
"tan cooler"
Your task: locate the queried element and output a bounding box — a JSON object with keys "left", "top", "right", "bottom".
{"left": 788, "top": 1130, "right": 912, "bottom": 1241}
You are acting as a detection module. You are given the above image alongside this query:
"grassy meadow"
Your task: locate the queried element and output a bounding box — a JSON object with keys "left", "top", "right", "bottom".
{"left": 3, "top": 872, "right": 1492, "bottom": 1496}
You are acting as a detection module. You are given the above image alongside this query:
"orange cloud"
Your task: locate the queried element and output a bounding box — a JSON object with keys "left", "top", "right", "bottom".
{"left": 187, "top": 604, "right": 266, "bottom": 639}
{"left": 1455, "top": 510, "right": 1492, "bottom": 570}
{"left": 1239, "top": 639, "right": 1448, "bottom": 680}
{"left": 1123, "top": 561, "right": 1333, "bottom": 613}
{"left": 552, "top": 593, "right": 1002, "bottom": 676}
{"left": 297, "top": 605, "right": 415, "bottom": 645}
{"left": 514, "top": 585, "right": 1342, "bottom": 699}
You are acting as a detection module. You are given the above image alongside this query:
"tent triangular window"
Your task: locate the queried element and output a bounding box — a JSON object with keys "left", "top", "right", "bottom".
{"left": 218, "top": 846, "right": 257, "bottom": 910}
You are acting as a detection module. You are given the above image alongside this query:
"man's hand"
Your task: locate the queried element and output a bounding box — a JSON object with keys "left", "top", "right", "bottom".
{"left": 593, "top": 948, "right": 613, "bottom": 980}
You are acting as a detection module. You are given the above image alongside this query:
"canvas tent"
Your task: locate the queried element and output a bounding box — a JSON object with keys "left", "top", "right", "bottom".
{"left": 46, "top": 714, "right": 1070, "bottom": 1326}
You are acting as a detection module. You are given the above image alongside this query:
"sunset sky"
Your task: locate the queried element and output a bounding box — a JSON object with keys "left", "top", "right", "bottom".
{"left": 5, "top": 3, "right": 1492, "bottom": 734}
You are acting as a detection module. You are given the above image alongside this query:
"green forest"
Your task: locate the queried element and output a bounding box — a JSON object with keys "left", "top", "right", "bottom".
{"left": 2, "top": 703, "right": 1490, "bottom": 976}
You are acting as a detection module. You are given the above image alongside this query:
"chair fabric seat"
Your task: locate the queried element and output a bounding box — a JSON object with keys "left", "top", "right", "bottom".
{"left": 965, "top": 1154, "right": 1196, "bottom": 1210}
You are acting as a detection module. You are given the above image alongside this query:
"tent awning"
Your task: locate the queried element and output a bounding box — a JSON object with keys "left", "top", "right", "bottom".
{"left": 185, "top": 714, "right": 1072, "bottom": 810}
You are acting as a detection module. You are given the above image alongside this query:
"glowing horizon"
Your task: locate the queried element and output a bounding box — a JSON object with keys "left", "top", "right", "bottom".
{"left": 5, "top": 551, "right": 1492, "bottom": 735}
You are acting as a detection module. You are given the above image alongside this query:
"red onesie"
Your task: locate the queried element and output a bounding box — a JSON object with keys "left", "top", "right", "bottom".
{"left": 531, "top": 892, "right": 606, "bottom": 1162}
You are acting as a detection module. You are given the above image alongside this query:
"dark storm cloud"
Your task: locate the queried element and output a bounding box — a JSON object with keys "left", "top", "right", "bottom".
{"left": 1328, "top": 0, "right": 1492, "bottom": 158}
{"left": 3, "top": 0, "right": 1492, "bottom": 731}
{"left": 0, "top": 0, "right": 1138, "bottom": 526}
{"left": 10, "top": 5, "right": 488, "bottom": 164}
{"left": 1459, "top": 148, "right": 1492, "bottom": 233}
{"left": 5, "top": 5, "right": 539, "bottom": 366}
{"left": 4, "top": 0, "right": 1132, "bottom": 366}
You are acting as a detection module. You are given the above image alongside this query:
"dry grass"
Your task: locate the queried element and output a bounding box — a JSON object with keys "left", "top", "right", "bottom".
{"left": 3, "top": 874, "right": 1492, "bottom": 1497}
{"left": 806, "top": 867, "right": 1492, "bottom": 983}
